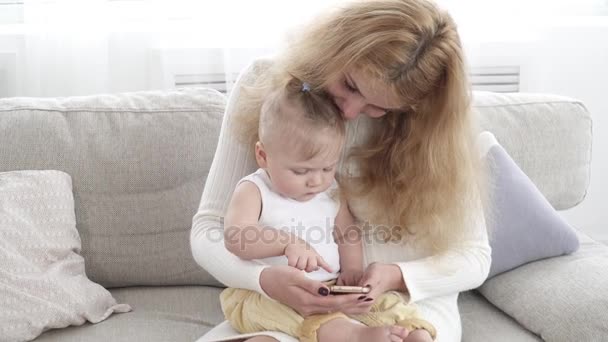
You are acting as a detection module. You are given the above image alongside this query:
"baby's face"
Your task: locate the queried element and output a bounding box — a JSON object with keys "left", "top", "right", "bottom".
{"left": 264, "top": 138, "right": 342, "bottom": 202}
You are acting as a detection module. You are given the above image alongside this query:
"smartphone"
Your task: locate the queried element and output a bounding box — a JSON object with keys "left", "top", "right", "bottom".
{"left": 329, "top": 285, "right": 371, "bottom": 295}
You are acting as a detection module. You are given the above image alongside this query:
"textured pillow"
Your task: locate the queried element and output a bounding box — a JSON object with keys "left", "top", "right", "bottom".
{"left": 0, "top": 170, "right": 131, "bottom": 341}
{"left": 479, "top": 131, "right": 580, "bottom": 278}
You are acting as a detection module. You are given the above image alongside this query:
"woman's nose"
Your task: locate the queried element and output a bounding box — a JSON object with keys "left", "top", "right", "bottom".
{"left": 341, "top": 97, "right": 365, "bottom": 120}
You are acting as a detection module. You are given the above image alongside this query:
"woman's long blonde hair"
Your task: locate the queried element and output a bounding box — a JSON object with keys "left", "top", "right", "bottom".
{"left": 235, "top": 0, "right": 487, "bottom": 252}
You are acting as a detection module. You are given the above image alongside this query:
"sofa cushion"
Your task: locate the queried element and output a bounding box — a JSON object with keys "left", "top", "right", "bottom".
{"left": 34, "top": 284, "right": 539, "bottom": 342}
{"left": 0, "top": 170, "right": 131, "bottom": 341}
{"left": 0, "top": 88, "right": 225, "bottom": 288}
{"left": 479, "top": 231, "right": 608, "bottom": 342}
{"left": 475, "top": 91, "right": 592, "bottom": 210}
{"left": 34, "top": 286, "right": 224, "bottom": 342}
{"left": 459, "top": 291, "right": 541, "bottom": 342}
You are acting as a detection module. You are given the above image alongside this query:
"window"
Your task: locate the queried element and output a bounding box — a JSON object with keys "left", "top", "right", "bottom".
{"left": 438, "top": 0, "right": 608, "bottom": 16}
{"left": 0, "top": 1, "right": 23, "bottom": 25}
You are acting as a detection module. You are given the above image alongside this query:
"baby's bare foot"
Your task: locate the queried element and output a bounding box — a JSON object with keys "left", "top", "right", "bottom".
{"left": 402, "top": 329, "right": 433, "bottom": 342}
{"left": 318, "top": 318, "right": 409, "bottom": 342}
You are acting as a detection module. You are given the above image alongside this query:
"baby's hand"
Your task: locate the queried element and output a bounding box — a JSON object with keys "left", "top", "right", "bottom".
{"left": 284, "top": 242, "right": 334, "bottom": 273}
{"left": 336, "top": 269, "right": 365, "bottom": 286}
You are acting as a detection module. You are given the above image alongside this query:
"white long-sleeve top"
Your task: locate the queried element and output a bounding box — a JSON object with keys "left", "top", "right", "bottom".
{"left": 191, "top": 60, "right": 491, "bottom": 342}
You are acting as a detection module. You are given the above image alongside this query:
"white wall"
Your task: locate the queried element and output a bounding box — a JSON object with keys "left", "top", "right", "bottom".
{"left": 466, "top": 20, "right": 608, "bottom": 242}
{"left": 537, "top": 24, "right": 608, "bottom": 242}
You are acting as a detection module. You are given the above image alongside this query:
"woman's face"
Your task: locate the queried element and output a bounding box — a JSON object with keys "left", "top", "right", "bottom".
{"left": 326, "top": 69, "right": 403, "bottom": 120}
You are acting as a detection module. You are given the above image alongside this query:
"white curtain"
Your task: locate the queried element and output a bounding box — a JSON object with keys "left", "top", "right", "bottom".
{"left": 1, "top": 0, "right": 606, "bottom": 97}
{"left": 3, "top": 0, "right": 346, "bottom": 97}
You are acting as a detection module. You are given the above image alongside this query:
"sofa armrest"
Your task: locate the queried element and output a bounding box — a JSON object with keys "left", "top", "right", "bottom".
{"left": 478, "top": 231, "right": 608, "bottom": 342}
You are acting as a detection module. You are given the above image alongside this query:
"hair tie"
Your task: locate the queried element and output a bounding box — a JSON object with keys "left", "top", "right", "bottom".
{"left": 301, "top": 82, "right": 311, "bottom": 92}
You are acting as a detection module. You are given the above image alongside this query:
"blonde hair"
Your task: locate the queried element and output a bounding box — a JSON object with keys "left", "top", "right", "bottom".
{"left": 258, "top": 77, "right": 345, "bottom": 161}
{"left": 235, "top": 0, "right": 487, "bottom": 252}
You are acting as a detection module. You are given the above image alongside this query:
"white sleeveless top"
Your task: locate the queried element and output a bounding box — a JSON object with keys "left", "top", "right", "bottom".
{"left": 238, "top": 168, "right": 341, "bottom": 281}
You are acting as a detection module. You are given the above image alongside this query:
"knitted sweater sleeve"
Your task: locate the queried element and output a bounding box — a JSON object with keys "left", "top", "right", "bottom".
{"left": 190, "top": 60, "right": 272, "bottom": 295}
{"left": 396, "top": 205, "right": 491, "bottom": 303}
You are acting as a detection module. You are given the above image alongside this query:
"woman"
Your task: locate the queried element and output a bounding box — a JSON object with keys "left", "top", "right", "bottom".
{"left": 191, "top": 0, "right": 491, "bottom": 341}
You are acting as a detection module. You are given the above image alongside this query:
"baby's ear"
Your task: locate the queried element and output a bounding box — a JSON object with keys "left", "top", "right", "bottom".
{"left": 254, "top": 141, "right": 268, "bottom": 168}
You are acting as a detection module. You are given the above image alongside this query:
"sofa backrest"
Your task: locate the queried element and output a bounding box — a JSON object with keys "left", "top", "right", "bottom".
{"left": 0, "top": 88, "right": 226, "bottom": 288}
{"left": 474, "top": 91, "right": 592, "bottom": 210}
{"left": 0, "top": 86, "right": 592, "bottom": 288}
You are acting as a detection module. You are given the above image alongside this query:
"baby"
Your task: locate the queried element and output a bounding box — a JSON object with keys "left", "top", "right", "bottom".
{"left": 221, "top": 77, "right": 435, "bottom": 342}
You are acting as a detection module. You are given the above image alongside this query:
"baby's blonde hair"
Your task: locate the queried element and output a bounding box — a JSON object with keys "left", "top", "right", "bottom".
{"left": 235, "top": 0, "right": 487, "bottom": 252}
{"left": 258, "top": 77, "right": 345, "bottom": 161}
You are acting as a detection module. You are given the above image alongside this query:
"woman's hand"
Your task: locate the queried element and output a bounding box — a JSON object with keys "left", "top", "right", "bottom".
{"left": 260, "top": 265, "right": 375, "bottom": 316}
{"left": 358, "top": 262, "right": 406, "bottom": 303}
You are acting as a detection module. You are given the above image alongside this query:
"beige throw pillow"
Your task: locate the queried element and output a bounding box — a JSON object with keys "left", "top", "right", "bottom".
{"left": 0, "top": 170, "right": 131, "bottom": 342}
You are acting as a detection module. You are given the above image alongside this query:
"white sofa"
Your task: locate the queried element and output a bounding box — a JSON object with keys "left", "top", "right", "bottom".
{"left": 1, "top": 66, "right": 606, "bottom": 341}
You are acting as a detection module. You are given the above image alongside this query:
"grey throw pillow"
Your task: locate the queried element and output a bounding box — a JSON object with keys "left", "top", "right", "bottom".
{"left": 479, "top": 132, "right": 580, "bottom": 278}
